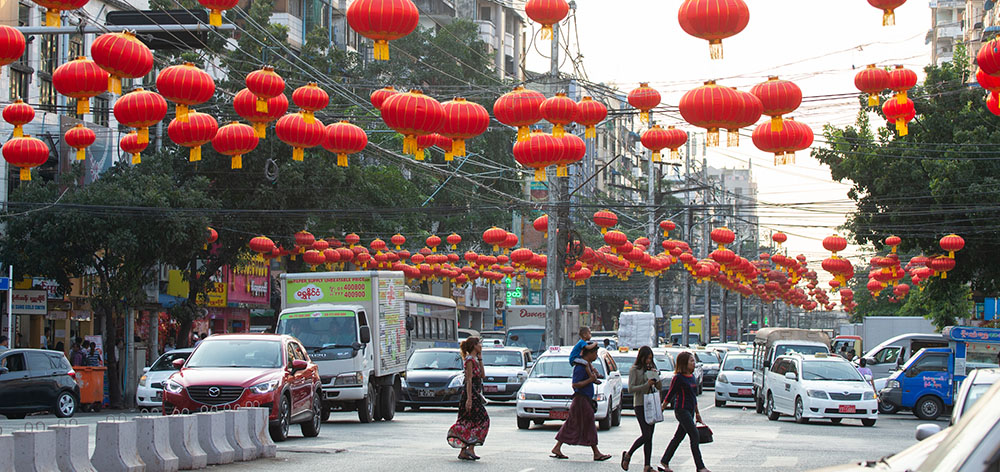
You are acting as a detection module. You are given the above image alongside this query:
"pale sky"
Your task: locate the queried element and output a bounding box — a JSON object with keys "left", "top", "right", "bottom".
{"left": 526, "top": 0, "right": 932, "bottom": 270}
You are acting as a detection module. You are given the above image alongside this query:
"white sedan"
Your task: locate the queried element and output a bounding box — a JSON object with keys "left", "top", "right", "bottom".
{"left": 715, "top": 353, "right": 754, "bottom": 407}
{"left": 764, "top": 353, "right": 878, "bottom": 426}
{"left": 515, "top": 346, "right": 623, "bottom": 431}
{"left": 136, "top": 348, "right": 193, "bottom": 409}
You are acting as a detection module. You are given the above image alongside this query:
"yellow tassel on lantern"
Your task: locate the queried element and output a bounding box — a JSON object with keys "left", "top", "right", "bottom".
{"left": 517, "top": 126, "right": 530, "bottom": 142}
{"left": 137, "top": 128, "right": 149, "bottom": 144}
{"left": 75, "top": 148, "right": 86, "bottom": 161}
{"left": 652, "top": 151, "right": 661, "bottom": 163}
{"left": 941, "top": 271, "right": 948, "bottom": 279}
{"left": 557, "top": 164, "right": 568, "bottom": 177}
{"left": 540, "top": 25, "right": 553, "bottom": 40}
{"left": 374, "top": 40, "right": 390, "bottom": 61}
{"left": 707, "top": 129, "right": 720, "bottom": 147}
{"left": 176, "top": 104, "right": 189, "bottom": 122}
{"left": 882, "top": 9, "right": 895, "bottom": 26}
{"left": 897, "top": 118, "right": 908, "bottom": 136}
{"left": 131, "top": 153, "right": 141, "bottom": 165}
{"left": 109, "top": 76, "right": 122, "bottom": 95}
{"left": 19, "top": 168, "right": 30, "bottom": 181}
{"left": 210, "top": 9, "right": 223, "bottom": 27}
{"left": 12, "top": 126, "right": 22, "bottom": 138}
{"left": 337, "top": 153, "right": 348, "bottom": 167}
{"left": 293, "top": 148, "right": 304, "bottom": 161}
{"left": 770, "top": 116, "right": 784, "bottom": 132}
{"left": 640, "top": 111, "right": 650, "bottom": 123}
{"left": 255, "top": 97, "right": 268, "bottom": 113}
{"left": 445, "top": 151, "right": 454, "bottom": 161}
{"left": 534, "top": 168, "right": 547, "bottom": 181}
{"left": 232, "top": 155, "right": 242, "bottom": 169}
{"left": 552, "top": 124, "right": 565, "bottom": 138}
{"left": 585, "top": 125, "right": 596, "bottom": 139}
{"left": 45, "top": 9, "right": 62, "bottom": 26}
{"left": 189, "top": 146, "right": 201, "bottom": 162}
{"left": 453, "top": 139, "right": 466, "bottom": 156}
{"left": 414, "top": 149, "right": 425, "bottom": 161}
{"left": 671, "top": 149, "right": 680, "bottom": 161}
{"left": 709, "top": 39, "right": 723, "bottom": 60}
{"left": 868, "top": 94, "right": 879, "bottom": 107}
{"left": 76, "top": 98, "right": 90, "bottom": 115}
{"left": 727, "top": 130, "right": 740, "bottom": 147}
{"left": 897, "top": 91, "right": 907, "bottom": 104}
{"left": 303, "top": 111, "right": 315, "bottom": 125}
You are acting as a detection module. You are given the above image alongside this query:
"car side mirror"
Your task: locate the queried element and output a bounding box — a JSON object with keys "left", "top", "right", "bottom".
{"left": 864, "top": 357, "right": 875, "bottom": 365}
{"left": 143, "top": 367, "right": 150, "bottom": 373}
{"left": 360, "top": 326, "right": 371, "bottom": 344}
{"left": 291, "top": 359, "right": 308, "bottom": 372}
{"left": 172, "top": 358, "right": 185, "bottom": 369}
{"left": 915, "top": 423, "right": 941, "bottom": 441}
{"left": 785, "top": 372, "right": 797, "bottom": 381}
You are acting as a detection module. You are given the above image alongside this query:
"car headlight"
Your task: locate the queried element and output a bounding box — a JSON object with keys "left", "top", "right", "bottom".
{"left": 448, "top": 375, "right": 465, "bottom": 388}
{"left": 717, "top": 374, "right": 728, "bottom": 384}
{"left": 164, "top": 380, "right": 184, "bottom": 394}
{"left": 593, "top": 394, "right": 605, "bottom": 402}
{"left": 518, "top": 392, "right": 542, "bottom": 401}
{"left": 886, "top": 380, "right": 900, "bottom": 389}
{"left": 807, "top": 390, "right": 828, "bottom": 399}
{"left": 334, "top": 371, "right": 364, "bottom": 386}
{"left": 139, "top": 375, "right": 148, "bottom": 388}
{"left": 249, "top": 380, "right": 280, "bottom": 394}
{"left": 863, "top": 391, "right": 876, "bottom": 401}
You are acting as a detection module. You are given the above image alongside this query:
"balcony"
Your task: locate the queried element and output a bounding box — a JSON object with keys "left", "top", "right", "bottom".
{"left": 936, "top": 25, "right": 964, "bottom": 38}
{"left": 476, "top": 20, "right": 499, "bottom": 50}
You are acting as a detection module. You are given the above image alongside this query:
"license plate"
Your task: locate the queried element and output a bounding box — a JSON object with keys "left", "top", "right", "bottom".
{"left": 737, "top": 389, "right": 752, "bottom": 396}
{"left": 838, "top": 405, "right": 856, "bottom": 414}
{"left": 484, "top": 385, "right": 499, "bottom": 393}
{"left": 549, "top": 410, "right": 569, "bottom": 420}
{"left": 418, "top": 389, "right": 436, "bottom": 398}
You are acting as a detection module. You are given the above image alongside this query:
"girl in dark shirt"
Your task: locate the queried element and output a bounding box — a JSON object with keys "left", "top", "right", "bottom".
{"left": 659, "top": 351, "right": 709, "bottom": 472}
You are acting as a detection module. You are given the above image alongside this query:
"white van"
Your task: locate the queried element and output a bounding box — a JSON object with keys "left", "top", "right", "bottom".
{"left": 860, "top": 333, "right": 946, "bottom": 380}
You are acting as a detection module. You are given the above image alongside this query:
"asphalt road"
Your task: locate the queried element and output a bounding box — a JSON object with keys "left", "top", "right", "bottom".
{"left": 0, "top": 391, "right": 946, "bottom": 471}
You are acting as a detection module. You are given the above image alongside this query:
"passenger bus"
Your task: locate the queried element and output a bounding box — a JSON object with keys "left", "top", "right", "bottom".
{"left": 405, "top": 292, "right": 459, "bottom": 350}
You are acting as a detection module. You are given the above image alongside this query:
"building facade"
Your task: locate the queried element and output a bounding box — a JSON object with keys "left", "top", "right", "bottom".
{"left": 929, "top": 0, "right": 966, "bottom": 64}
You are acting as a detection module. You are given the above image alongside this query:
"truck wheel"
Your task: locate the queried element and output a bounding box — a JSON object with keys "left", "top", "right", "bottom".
{"left": 517, "top": 416, "right": 531, "bottom": 430}
{"left": 378, "top": 382, "right": 396, "bottom": 421}
{"left": 357, "top": 382, "right": 376, "bottom": 423}
{"left": 877, "top": 401, "right": 898, "bottom": 415}
{"left": 766, "top": 392, "right": 780, "bottom": 421}
{"left": 755, "top": 389, "right": 764, "bottom": 414}
{"left": 914, "top": 396, "right": 943, "bottom": 421}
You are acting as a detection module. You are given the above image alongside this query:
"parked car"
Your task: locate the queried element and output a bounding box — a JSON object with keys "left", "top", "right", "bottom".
{"left": 694, "top": 349, "right": 722, "bottom": 389}
{"left": 516, "top": 346, "right": 623, "bottom": 431}
{"left": 610, "top": 349, "right": 674, "bottom": 409}
{"left": 162, "top": 334, "right": 323, "bottom": 442}
{"left": 715, "top": 353, "right": 754, "bottom": 407}
{"left": 0, "top": 349, "right": 79, "bottom": 419}
{"left": 399, "top": 348, "right": 464, "bottom": 410}
{"left": 136, "top": 348, "right": 193, "bottom": 409}
{"left": 951, "top": 367, "right": 1000, "bottom": 425}
{"left": 481, "top": 346, "right": 531, "bottom": 402}
{"left": 764, "top": 353, "right": 877, "bottom": 426}
{"left": 665, "top": 348, "right": 705, "bottom": 394}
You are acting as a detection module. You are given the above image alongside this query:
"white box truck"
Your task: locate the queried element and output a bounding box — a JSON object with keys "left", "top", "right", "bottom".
{"left": 276, "top": 271, "right": 408, "bottom": 423}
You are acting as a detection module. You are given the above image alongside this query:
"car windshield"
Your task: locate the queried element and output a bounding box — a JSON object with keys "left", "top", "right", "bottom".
{"left": 408, "top": 351, "right": 463, "bottom": 370}
{"left": 482, "top": 351, "right": 523, "bottom": 367}
{"left": 775, "top": 345, "right": 829, "bottom": 357}
{"left": 186, "top": 340, "right": 282, "bottom": 368}
{"left": 612, "top": 356, "right": 636, "bottom": 374}
{"left": 696, "top": 352, "right": 720, "bottom": 363}
{"left": 275, "top": 311, "right": 358, "bottom": 352}
{"left": 529, "top": 356, "right": 606, "bottom": 378}
{"left": 612, "top": 354, "right": 672, "bottom": 374}
{"left": 505, "top": 329, "right": 546, "bottom": 354}
{"left": 801, "top": 361, "right": 865, "bottom": 381}
{"left": 481, "top": 332, "right": 505, "bottom": 340}
{"left": 150, "top": 351, "right": 191, "bottom": 372}
{"left": 962, "top": 384, "right": 991, "bottom": 415}
{"left": 722, "top": 356, "right": 753, "bottom": 371}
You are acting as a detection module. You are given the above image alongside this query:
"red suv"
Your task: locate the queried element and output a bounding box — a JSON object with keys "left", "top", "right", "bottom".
{"left": 163, "top": 334, "right": 322, "bottom": 441}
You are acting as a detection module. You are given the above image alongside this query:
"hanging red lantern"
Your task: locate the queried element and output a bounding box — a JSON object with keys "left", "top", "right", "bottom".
{"left": 513, "top": 131, "right": 564, "bottom": 181}
{"left": 628, "top": 83, "right": 661, "bottom": 123}
{"left": 64, "top": 124, "right": 96, "bottom": 161}
{"left": 524, "top": 0, "right": 569, "bottom": 40}
{"left": 576, "top": 97, "right": 607, "bottom": 139}
{"left": 752, "top": 118, "right": 812, "bottom": 165}
{"left": 2, "top": 100, "right": 33, "bottom": 137}
{"left": 0, "top": 25, "right": 25, "bottom": 70}
{"left": 977, "top": 36, "right": 1000, "bottom": 77}
{"left": 120, "top": 131, "right": 147, "bottom": 165}
{"left": 929, "top": 256, "right": 956, "bottom": 279}
{"left": 823, "top": 234, "right": 848, "bottom": 255}
{"left": 446, "top": 233, "right": 462, "bottom": 250}
{"left": 750, "top": 76, "right": 801, "bottom": 132}
{"left": 2, "top": 135, "right": 48, "bottom": 181}
{"left": 483, "top": 227, "right": 508, "bottom": 252}
{"left": 34, "top": 0, "right": 89, "bottom": 27}
{"left": 206, "top": 227, "right": 218, "bottom": 247}
{"left": 52, "top": 56, "right": 109, "bottom": 115}
{"left": 884, "top": 235, "right": 902, "bottom": 253}
{"left": 680, "top": 80, "right": 742, "bottom": 147}
{"left": 234, "top": 88, "right": 289, "bottom": 138}
{"left": 867, "top": 0, "right": 906, "bottom": 26}
{"left": 156, "top": 62, "right": 215, "bottom": 122}
{"left": 292, "top": 82, "right": 329, "bottom": 125}
{"left": 249, "top": 236, "right": 275, "bottom": 254}
{"left": 113, "top": 88, "right": 168, "bottom": 144}
{"left": 855, "top": 64, "right": 890, "bottom": 108}
{"left": 347, "top": 0, "right": 420, "bottom": 60}
{"left": 677, "top": 0, "right": 750, "bottom": 60}
{"left": 710, "top": 227, "right": 735, "bottom": 248}
{"left": 390, "top": 234, "right": 406, "bottom": 250}
{"left": 323, "top": 121, "right": 368, "bottom": 167}
{"left": 381, "top": 90, "right": 446, "bottom": 156}
{"left": 939, "top": 234, "right": 965, "bottom": 258}
{"left": 494, "top": 86, "right": 546, "bottom": 142}
{"left": 540, "top": 93, "right": 578, "bottom": 138}
{"left": 978, "top": 68, "right": 1000, "bottom": 100}
{"left": 593, "top": 210, "right": 618, "bottom": 234}
{"left": 246, "top": 67, "right": 285, "bottom": 113}
{"left": 197, "top": 0, "right": 238, "bottom": 26}
{"left": 888, "top": 66, "right": 918, "bottom": 104}
{"left": 440, "top": 98, "right": 489, "bottom": 157}
{"left": 726, "top": 89, "right": 763, "bottom": 146}
{"left": 345, "top": 233, "right": 361, "bottom": 248}
{"left": 641, "top": 125, "right": 673, "bottom": 163}
{"left": 882, "top": 94, "right": 915, "bottom": 136}
{"left": 168, "top": 112, "right": 219, "bottom": 162}
{"left": 988, "top": 94, "right": 1000, "bottom": 117}
{"left": 660, "top": 220, "right": 676, "bottom": 238}
{"left": 370, "top": 86, "right": 397, "bottom": 110}
{"left": 415, "top": 134, "right": 453, "bottom": 161}
{"left": 772, "top": 232, "right": 787, "bottom": 245}
{"left": 604, "top": 231, "right": 628, "bottom": 253}
{"left": 276, "top": 112, "right": 325, "bottom": 161}
{"left": 91, "top": 31, "right": 153, "bottom": 94}
{"left": 212, "top": 122, "right": 259, "bottom": 169}
{"left": 426, "top": 235, "right": 442, "bottom": 253}
{"left": 556, "top": 133, "right": 585, "bottom": 178}
{"left": 534, "top": 215, "right": 549, "bottom": 237}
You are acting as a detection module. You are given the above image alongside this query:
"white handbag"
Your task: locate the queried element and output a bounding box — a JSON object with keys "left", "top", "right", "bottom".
{"left": 644, "top": 393, "right": 664, "bottom": 424}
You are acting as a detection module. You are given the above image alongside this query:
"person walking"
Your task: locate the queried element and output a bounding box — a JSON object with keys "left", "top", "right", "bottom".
{"left": 622, "top": 346, "right": 662, "bottom": 471}
{"left": 85, "top": 341, "right": 103, "bottom": 367}
{"left": 659, "top": 351, "right": 709, "bottom": 472}
{"left": 448, "top": 337, "right": 490, "bottom": 461}
{"left": 69, "top": 340, "right": 86, "bottom": 367}
{"left": 551, "top": 342, "right": 613, "bottom": 462}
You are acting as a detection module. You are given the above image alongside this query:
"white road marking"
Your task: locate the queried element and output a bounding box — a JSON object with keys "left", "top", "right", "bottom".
{"left": 762, "top": 456, "right": 799, "bottom": 468}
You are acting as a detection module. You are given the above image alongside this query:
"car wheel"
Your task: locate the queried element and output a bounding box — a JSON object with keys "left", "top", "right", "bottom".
{"left": 517, "top": 416, "right": 531, "bottom": 430}
{"left": 878, "top": 400, "right": 899, "bottom": 415}
{"left": 611, "top": 404, "right": 622, "bottom": 427}
{"left": 862, "top": 419, "right": 877, "bottom": 427}
{"left": 53, "top": 391, "right": 76, "bottom": 418}
{"left": 321, "top": 405, "right": 331, "bottom": 423}
{"left": 914, "top": 396, "right": 943, "bottom": 421}
{"left": 269, "top": 395, "right": 291, "bottom": 442}
{"left": 794, "top": 397, "right": 808, "bottom": 424}
{"left": 830, "top": 418, "right": 842, "bottom": 425}
{"left": 598, "top": 412, "right": 612, "bottom": 431}
{"left": 766, "top": 393, "right": 779, "bottom": 421}
{"left": 300, "top": 392, "right": 322, "bottom": 437}
{"left": 715, "top": 400, "right": 725, "bottom": 408}
{"left": 357, "top": 382, "right": 376, "bottom": 423}
{"left": 378, "top": 382, "right": 396, "bottom": 421}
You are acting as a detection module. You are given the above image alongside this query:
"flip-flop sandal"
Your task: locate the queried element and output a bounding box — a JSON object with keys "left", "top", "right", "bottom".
{"left": 595, "top": 454, "right": 613, "bottom": 462}
{"left": 551, "top": 453, "right": 569, "bottom": 459}
{"left": 458, "top": 452, "right": 475, "bottom": 461}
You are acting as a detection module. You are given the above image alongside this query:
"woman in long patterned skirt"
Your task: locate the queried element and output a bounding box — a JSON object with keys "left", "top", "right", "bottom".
{"left": 448, "top": 337, "right": 489, "bottom": 461}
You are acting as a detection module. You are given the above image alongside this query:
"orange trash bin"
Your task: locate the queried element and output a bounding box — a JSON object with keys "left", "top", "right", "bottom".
{"left": 74, "top": 366, "right": 106, "bottom": 411}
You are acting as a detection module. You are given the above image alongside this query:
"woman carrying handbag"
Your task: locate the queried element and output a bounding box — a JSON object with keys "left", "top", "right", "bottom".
{"left": 447, "top": 337, "right": 490, "bottom": 461}
{"left": 659, "top": 351, "right": 710, "bottom": 472}
{"left": 622, "top": 346, "right": 662, "bottom": 471}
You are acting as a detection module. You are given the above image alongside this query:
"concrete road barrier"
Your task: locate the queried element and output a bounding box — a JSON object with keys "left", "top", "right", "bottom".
{"left": 165, "top": 415, "right": 207, "bottom": 470}
{"left": 223, "top": 410, "right": 256, "bottom": 461}
{"left": 50, "top": 425, "right": 95, "bottom": 472}
{"left": 91, "top": 420, "right": 145, "bottom": 472}
{"left": 13, "top": 430, "right": 59, "bottom": 472}
{"left": 195, "top": 412, "right": 234, "bottom": 465}
{"left": 0, "top": 434, "right": 14, "bottom": 472}
{"left": 135, "top": 417, "right": 179, "bottom": 472}
{"left": 246, "top": 408, "right": 276, "bottom": 458}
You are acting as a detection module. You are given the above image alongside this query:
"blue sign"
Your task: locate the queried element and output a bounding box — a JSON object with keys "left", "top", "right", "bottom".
{"left": 0, "top": 277, "right": 9, "bottom": 291}
{"left": 945, "top": 326, "right": 1000, "bottom": 343}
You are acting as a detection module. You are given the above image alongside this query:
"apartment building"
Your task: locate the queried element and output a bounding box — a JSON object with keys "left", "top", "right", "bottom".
{"left": 929, "top": 0, "right": 965, "bottom": 64}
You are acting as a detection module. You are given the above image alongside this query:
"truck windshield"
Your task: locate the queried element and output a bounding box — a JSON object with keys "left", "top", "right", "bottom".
{"left": 506, "top": 328, "right": 546, "bottom": 355}
{"left": 482, "top": 351, "right": 523, "bottom": 367}
{"left": 529, "top": 356, "right": 606, "bottom": 378}
{"left": 802, "top": 361, "right": 864, "bottom": 381}
{"left": 276, "top": 311, "right": 358, "bottom": 354}
{"left": 408, "top": 351, "right": 463, "bottom": 370}
{"left": 774, "top": 344, "right": 828, "bottom": 358}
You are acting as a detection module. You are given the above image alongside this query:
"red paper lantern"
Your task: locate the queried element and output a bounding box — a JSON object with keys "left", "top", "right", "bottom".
{"left": 533, "top": 215, "right": 549, "bottom": 237}
{"left": 989, "top": 93, "right": 1000, "bottom": 116}
{"left": 513, "top": 131, "right": 564, "bottom": 181}
{"left": 197, "top": 0, "right": 239, "bottom": 26}
{"left": 323, "top": 121, "right": 368, "bottom": 167}
{"left": 156, "top": 62, "right": 215, "bottom": 122}
{"left": 823, "top": 235, "right": 848, "bottom": 255}
{"left": 91, "top": 31, "right": 153, "bottom": 94}
{"left": 446, "top": 233, "right": 462, "bottom": 250}
{"left": 390, "top": 234, "right": 406, "bottom": 250}
{"left": 380, "top": 90, "right": 446, "bottom": 157}
{"left": 752, "top": 118, "right": 813, "bottom": 165}
{"left": 212, "top": 122, "right": 259, "bottom": 169}
{"left": 64, "top": 124, "right": 96, "bottom": 161}
{"left": 660, "top": 220, "right": 676, "bottom": 237}
{"left": 929, "top": 256, "right": 956, "bottom": 279}
{"left": 34, "top": 0, "right": 89, "bottom": 27}
{"left": 345, "top": 233, "right": 361, "bottom": 248}
{"left": 884, "top": 235, "right": 902, "bottom": 252}
{"left": 540, "top": 93, "right": 578, "bottom": 138}
{"left": 370, "top": 86, "right": 397, "bottom": 110}
{"left": 347, "top": 0, "right": 420, "bottom": 60}
{"left": 888, "top": 66, "right": 918, "bottom": 104}
{"left": 234, "top": 88, "right": 289, "bottom": 138}
{"left": 483, "top": 227, "right": 508, "bottom": 252}
{"left": 206, "top": 227, "right": 218, "bottom": 246}
{"left": 711, "top": 227, "right": 735, "bottom": 247}
{"left": 750, "top": 76, "right": 801, "bottom": 132}
{"left": 168, "top": 112, "right": 219, "bottom": 162}
{"left": 276, "top": 112, "right": 325, "bottom": 161}
{"left": 249, "top": 236, "right": 275, "bottom": 254}
{"left": 246, "top": 67, "right": 285, "bottom": 113}
{"left": 939, "top": 234, "right": 965, "bottom": 258}
{"left": 628, "top": 83, "right": 661, "bottom": 123}
{"left": 882, "top": 94, "right": 915, "bottom": 136}
{"left": 113, "top": 88, "right": 168, "bottom": 144}
{"left": 120, "top": 131, "right": 147, "bottom": 165}
{"left": 978, "top": 36, "right": 1000, "bottom": 77}
{"left": 556, "top": 133, "right": 585, "bottom": 178}
{"left": 855, "top": 64, "right": 890, "bottom": 108}
{"left": 2, "top": 135, "right": 48, "bottom": 181}
{"left": 2, "top": 100, "right": 33, "bottom": 137}
{"left": 604, "top": 230, "right": 628, "bottom": 253}
{"left": 867, "top": 0, "right": 906, "bottom": 26}
{"left": 494, "top": 86, "right": 546, "bottom": 142}
{"left": 576, "top": 97, "right": 607, "bottom": 139}
{"left": 52, "top": 56, "right": 109, "bottom": 115}
{"left": 641, "top": 125, "right": 673, "bottom": 163}
{"left": 677, "top": 0, "right": 750, "bottom": 59}
{"left": 293, "top": 82, "right": 329, "bottom": 124}
{"left": 978, "top": 69, "right": 1000, "bottom": 99}
{"left": 426, "top": 235, "right": 442, "bottom": 252}
{"left": 593, "top": 210, "right": 618, "bottom": 234}
{"left": 0, "top": 25, "right": 25, "bottom": 69}
{"left": 680, "top": 80, "right": 741, "bottom": 147}
{"left": 726, "top": 89, "right": 763, "bottom": 146}
{"left": 524, "top": 0, "right": 569, "bottom": 40}
{"left": 415, "top": 133, "right": 454, "bottom": 161}
{"left": 440, "top": 98, "right": 489, "bottom": 157}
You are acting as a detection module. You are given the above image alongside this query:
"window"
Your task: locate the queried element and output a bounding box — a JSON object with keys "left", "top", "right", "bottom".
{"left": 0, "top": 353, "right": 26, "bottom": 372}
{"left": 68, "top": 34, "right": 84, "bottom": 58}
{"left": 909, "top": 354, "right": 948, "bottom": 375}
{"left": 286, "top": 342, "right": 296, "bottom": 366}
{"left": 25, "top": 352, "right": 52, "bottom": 371}
{"left": 9, "top": 2, "right": 30, "bottom": 101}
{"left": 38, "top": 35, "right": 58, "bottom": 112}
{"left": 771, "top": 359, "right": 788, "bottom": 375}
{"left": 480, "top": 7, "right": 491, "bottom": 21}
{"left": 872, "top": 347, "right": 901, "bottom": 365}
{"left": 93, "top": 96, "right": 110, "bottom": 126}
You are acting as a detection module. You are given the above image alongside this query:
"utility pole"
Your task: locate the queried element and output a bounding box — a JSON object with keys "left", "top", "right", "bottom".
{"left": 736, "top": 237, "right": 744, "bottom": 342}
{"left": 647, "top": 124, "right": 657, "bottom": 316}
{"left": 681, "top": 133, "right": 693, "bottom": 346}
{"left": 544, "top": 22, "right": 561, "bottom": 349}
{"left": 702, "top": 157, "right": 711, "bottom": 344}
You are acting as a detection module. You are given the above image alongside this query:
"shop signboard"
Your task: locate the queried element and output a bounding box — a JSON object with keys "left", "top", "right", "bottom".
{"left": 11, "top": 290, "right": 47, "bottom": 315}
